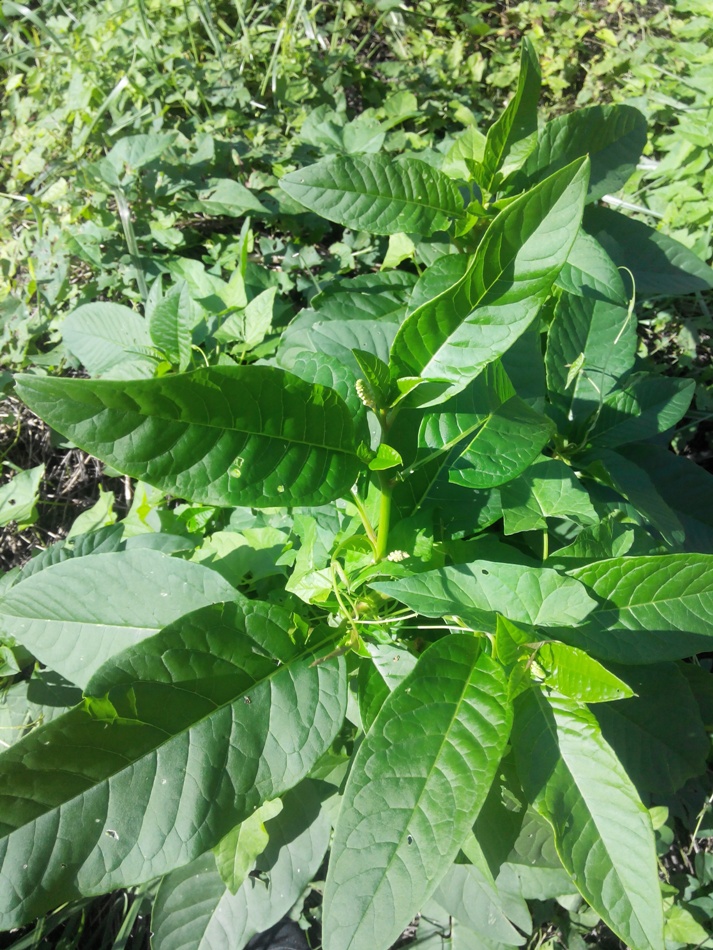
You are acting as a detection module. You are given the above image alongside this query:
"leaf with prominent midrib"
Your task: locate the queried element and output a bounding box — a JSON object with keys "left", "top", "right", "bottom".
{"left": 513, "top": 688, "right": 664, "bottom": 950}
{"left": 501, "top": 457, "right": 599, "bottom": 535}
{"left": 15, "top": 366, "right": 360, "bottom": 508}
{"left": 0, "top": 548, "right": 238, "bottom": 688}
{"left": 371, "top": 559, "right": 596, "bottom": 632}
{"left": 562, "top": 554, "right": 713, "bottom": 663}
{"left": 389, "top": 158, "right": 589, "bottom": 399}
{"left": 505, "top": 104, "right": 647, "bottom": 203}
{"left": 152, "top": 782, "right": 331, "bottom": 950}
{"left": 62, "top": 302, "right": 159, "bottom": 379}
{"left": 279, "top": 155, "right": 465, "bottom": 236}
{"left": 584, "top": 373, "right": 695, "bottom": 449}
{"left": 418, "top": 363, "right": 553, "bottom": 490}
{"left": 276, "top": 271, "right": 414, "bottom": 418}
{"left": 322, "top": 636, "right": 512, "bottom": 950}
{"left": 480, "top": 37, "right": 540, "bottom": 189}
{"left": 0, "top": 601, "right": 346, "bottom": 930}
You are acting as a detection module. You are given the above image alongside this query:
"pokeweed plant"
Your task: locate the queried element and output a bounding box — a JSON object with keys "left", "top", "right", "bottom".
{"left": 3, "top": 39, "right": 713, "bottom": 950}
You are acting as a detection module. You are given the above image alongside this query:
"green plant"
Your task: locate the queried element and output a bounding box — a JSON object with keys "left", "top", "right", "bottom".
{"left": 2, "top": 37, "right": 713, "bottom": 950}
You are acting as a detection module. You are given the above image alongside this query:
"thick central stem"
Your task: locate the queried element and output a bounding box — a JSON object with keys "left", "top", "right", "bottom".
{"left": 375, "top": 473, "right": 393, "bottom": 561}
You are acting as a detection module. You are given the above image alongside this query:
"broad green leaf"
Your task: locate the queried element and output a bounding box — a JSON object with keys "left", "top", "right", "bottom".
{"left": 182, "top": 178, "right": 268, "bottom": 217}
{"left": 323, "top": 637, "right": 512, "bottom": 950}
{"left": 495, "top": 615, "right": 535, "bottom": 667}
{"left": 285, "top": 510, "right": 341, "bottom": 605}
{"left": 389, "top": 158, "right": 590, "bottom": 398}
{"left": 584, "top": 373, "right": 695, "bottom": 448}
{"left": 3, "top": 525, "right": 125, "bottom": 591}
{"left": 368, "top": 444, "right": 402, "bottom": 471}
{"left": 412, "top": 900, "right": 500, "bottom": 950}
{"left": 496, "top": 804, "right": 577, "bottom": 901}
{"left": 481, "top": 37, "right": 540, "bottom": 189}
{"left": 106, "top": 132, "right": 177, "bottom": 173}
{"left": 505, "top": 105, "right": 647, "bottom": 203}
{"left": 149, "top": 285, "right": 193, "bottom": 371}
{"left": 513, "top": 689, "right": 664, "bottom": 950}
{"left": 276, "top": 272, "right": 414, "bottom": 418}
{"left": 152, "top": 781, "right": 331, "bottom": 950}
{"left": 553, "top": 520, "right": 661, "bottom": 564}
{"left": 0, "top": 674, "right": 76, "bottom": 751}
{"left": 448, "top": 397, "right": 554, "bottom": 490}
{"left": 533, "top": 642, "right": 633, "bottom": 702}
{"left": 506, "top": 791, "right": 581, "bottom": 920}
{"left": 15, "top": 366, "right": 361, "bottom": 508}
{"left": 566, "top": 554, "right": 713, "bottom": 663}
{"left": 0, "top": 463, "right": 43, "bottom": 528}
{"left": 442, "top": 126, "right": 487, "bottom": 181}
{"left": 279, "top": 155, "right": 465, "bottom": 236}
{"left": 499, "top": 322, "right": 547, "bottom": 411}
{"left": 357, "top": 644, "right": 418, "bottom": 733}
{"left": 546, "top": 294, "right": 637, "bottom": 420}
{"left": 501, "top": 458, "right": 599, "bottom": 534}
{"left": 618, "top": 443, "right": 713, "bottom": 552}
{"left": 212, "top": 799, "right": 283, "bottom": 894}
{"left": 555, "top": 230, "right": 628, "bottom": 305}
{"left": 62, "top": 302, "right": 159, "bottom": 379}
{"left": 583, "top": 205, "right": 713, "bottom": 297}
{"left": 583, "top": 449, "right": 685, "bottom": 548}
{"left": 0, "top": 548, "right": 237, "bottom": 687}
{"left": 214, "top": 287, "right": 276, "bottom": 351}
{"left": 381, "top": 231, "right": 416, "bottom": 269}
{"left": 0, "top": 602, "right": 346, "bottom": 929}
{"left": 66, "top": 486, "right": 116, "bottom": 539}
{"left": 299, "top": 106, "right": 386, "bottom": 155}
{"left": 592, "top": 663, "right": 709, "bottom": 795}
{"left": 433, "top": 859, "right": 525, "bottom": 946}
{"left": 371, "top": 559, "right": 596, "bottom": 632}
{"left": 665, "top": 904, "right": 711, "bottom": 946}
{"left": 420, "top": 371, "right": 554, "bottom": 490}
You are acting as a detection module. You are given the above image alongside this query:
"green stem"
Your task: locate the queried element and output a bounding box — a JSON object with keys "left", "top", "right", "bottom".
{"left": 375, "top": 473, "right": 393, "bottom": 561}
{"left": 350, "top": 487, "right": 378, "bottom": 556}
{"left": 542, "top": 529, "right": 549, "bottom": 562}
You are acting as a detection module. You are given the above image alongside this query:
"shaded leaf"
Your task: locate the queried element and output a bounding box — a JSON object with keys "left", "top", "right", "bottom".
{"left": 152, "top": 781, "right": 331, "bottom": 950}
{"left": 592, "top": 663, "right": 709, "bottom": 795}
{"left": 583, "top": 205, "right": 713, "bottom": 297}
